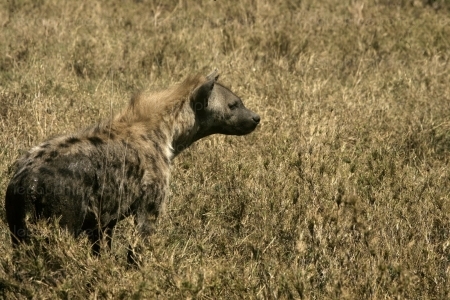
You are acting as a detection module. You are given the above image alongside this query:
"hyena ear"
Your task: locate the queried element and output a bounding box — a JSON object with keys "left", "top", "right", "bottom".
{"left": 206, "top": 69, "right": 219, "bottom": 82}
{"left": 191, "top": 77, "right": 215, "bottom": 111}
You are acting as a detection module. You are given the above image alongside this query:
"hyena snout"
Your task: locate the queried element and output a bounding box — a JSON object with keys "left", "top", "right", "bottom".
{"left": 252, "top": 113, "right": 261, "bottom": 124}
{"left": 231, "top": 108, "right": 261, "bottom": 135}
{"left": 245, "top": 110, "right": 260, "bottom": 129}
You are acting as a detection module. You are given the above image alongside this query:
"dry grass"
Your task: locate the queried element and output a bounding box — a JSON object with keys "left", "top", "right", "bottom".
{"left": 1, "top": 0, "right": 450, "bottom": 298}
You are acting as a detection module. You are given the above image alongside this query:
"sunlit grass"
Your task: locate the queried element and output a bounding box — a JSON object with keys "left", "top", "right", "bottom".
{"left": 1, "top": 0, "right": 449, "bottom": 298}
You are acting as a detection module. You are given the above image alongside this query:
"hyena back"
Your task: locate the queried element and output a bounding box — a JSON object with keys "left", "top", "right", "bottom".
{"left": 5, "top": 70, "right": 260, "bottom": 258}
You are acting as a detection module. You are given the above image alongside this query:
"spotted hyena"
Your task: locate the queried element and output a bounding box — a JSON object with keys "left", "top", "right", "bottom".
{"left": 5, "top": 70, "right": 260, "bottom": 261}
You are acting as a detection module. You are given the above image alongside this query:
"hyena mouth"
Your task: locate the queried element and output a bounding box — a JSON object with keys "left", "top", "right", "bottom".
{"left": 237, "top": 117, "right": 260, "bottom": 135}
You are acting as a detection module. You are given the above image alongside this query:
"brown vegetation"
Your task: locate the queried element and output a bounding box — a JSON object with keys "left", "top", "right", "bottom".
{"left": 1, "top": 0, "right": 449, "bottom": 298}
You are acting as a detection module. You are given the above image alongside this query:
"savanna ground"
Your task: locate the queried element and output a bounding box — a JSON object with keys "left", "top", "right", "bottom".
{"left": 1, "top": 0, "right": 449, "bottom": 298}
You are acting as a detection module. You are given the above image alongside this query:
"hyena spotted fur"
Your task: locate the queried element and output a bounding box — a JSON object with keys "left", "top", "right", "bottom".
{"left": 5, "top": 70, "right": 260, "bottom": 261}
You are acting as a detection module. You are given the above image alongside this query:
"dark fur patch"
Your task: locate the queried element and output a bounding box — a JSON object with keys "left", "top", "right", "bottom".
{"left": 49, "top": 150, "right": 58, "bottom": 158}
{"left": 39, "top": 166, "right": 55, "bottom": 176}
{"left": 154, "top": 129, "right": 164, "bottom": 141}
{"left": 138, "top": 167, "right": 145, "bottom": 179}
{"left": 83, "top": 174, "right": 97, "bottom": 187}
{"left": 87, "top": 136, "right": 104, "bottom": 146}
{"left": 59, "top": 143, "right": 69, "bottom": 148}
{"left": 127, "top": 164, "right": 136, "bottom": 178}
{"left": 66, "top": 137, "right": 81, "bottom": 144}
{"left": 58, "top": 168, "right": 74, "bottom": 177}
{"left": 35, "top": 150, "right": 46, "bottom": 159}
{"left": 146, "top": 202, "right": 157, "bottom": 214}
{"left": 115, "top": 161, "right": 125, "bottom": 170}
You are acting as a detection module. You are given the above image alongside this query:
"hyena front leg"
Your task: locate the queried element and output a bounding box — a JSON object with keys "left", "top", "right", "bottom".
{"left": 127, "top": 187, "right": 163, "bottom": 266}
{"left": 87, "top": 220, "right": 117, "bottom": 256}
{"left": 127, "top": 211, "right": 159, "bottom": 266}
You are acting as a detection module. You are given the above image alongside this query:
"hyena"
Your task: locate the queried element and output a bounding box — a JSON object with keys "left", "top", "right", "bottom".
{"left": 5, "top": 70, "right": 260, "bottom": 261}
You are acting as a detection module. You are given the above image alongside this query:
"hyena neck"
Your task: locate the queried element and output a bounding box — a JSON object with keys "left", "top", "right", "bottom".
{"left": 169, "top": 100, "right": 201, "bottom": 157}
{"left": 114, "top": 74, "right": 210, "bottom": 159}
{"left": 113, "top": 96, "right": 200, "bottom": 160}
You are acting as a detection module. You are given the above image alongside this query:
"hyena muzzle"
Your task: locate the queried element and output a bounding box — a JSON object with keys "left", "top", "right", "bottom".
{"left": 4, "top": 70, "right": 260, "bottom": 262}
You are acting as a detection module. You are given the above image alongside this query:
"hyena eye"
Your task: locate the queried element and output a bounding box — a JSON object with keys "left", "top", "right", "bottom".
{"left": 228, "top": 102, "right": 238, "bottom": 110}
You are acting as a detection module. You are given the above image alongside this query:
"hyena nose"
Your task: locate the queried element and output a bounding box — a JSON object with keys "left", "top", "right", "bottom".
{"left": 252, "top": 114, "right": 261, "bottom": 124}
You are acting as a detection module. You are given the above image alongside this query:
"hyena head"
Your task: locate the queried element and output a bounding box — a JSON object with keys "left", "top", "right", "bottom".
{"left": 192, "top": 70, "right": 260, "bottom": 139}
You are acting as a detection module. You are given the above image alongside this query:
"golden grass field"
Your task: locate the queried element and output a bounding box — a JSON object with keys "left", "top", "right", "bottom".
{"left": 1, "top": 0, "right": 449, "bottom": 298}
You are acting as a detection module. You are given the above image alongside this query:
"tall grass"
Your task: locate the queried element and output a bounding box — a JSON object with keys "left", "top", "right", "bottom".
{"left": 1, "top": 0, "right": 449, "bottom": 298}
